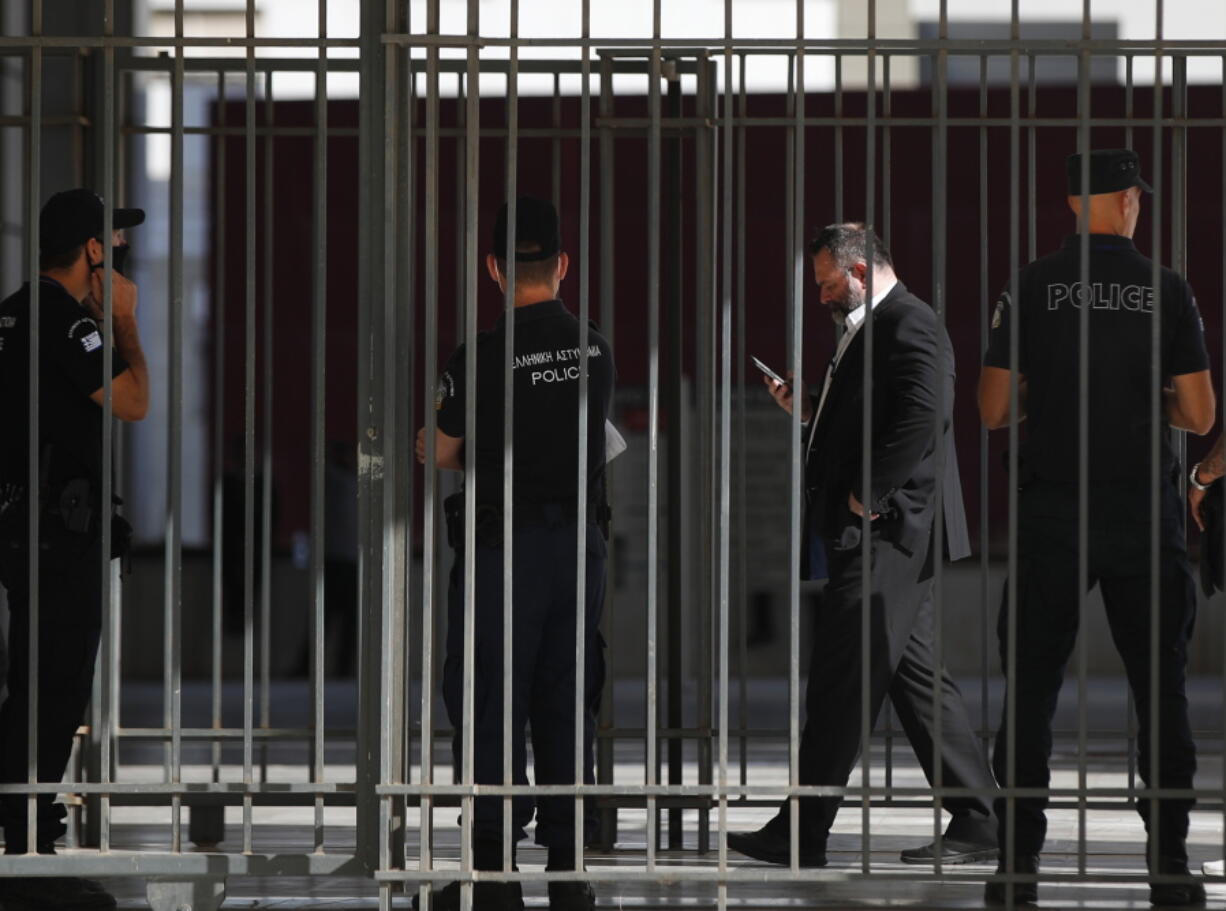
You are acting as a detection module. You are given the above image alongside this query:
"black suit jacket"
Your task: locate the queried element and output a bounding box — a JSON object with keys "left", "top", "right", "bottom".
{"left": 801, "top": 282, "right": 970, "bottom": 579}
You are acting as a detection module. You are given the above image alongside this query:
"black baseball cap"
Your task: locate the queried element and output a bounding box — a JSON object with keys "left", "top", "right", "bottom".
{"left": 40, "top": 188, "right": 145, "bottom": 257}
{"left": 493, "top": 196, "right": 560, "bottom": 262}
{"left": 1066, "top": 149, "right": 1153, "bottom": 196}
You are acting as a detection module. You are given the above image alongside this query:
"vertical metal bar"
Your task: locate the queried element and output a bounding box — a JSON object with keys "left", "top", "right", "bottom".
{"left": 23, "top": 8, "right": 42, "bottom": 852}
{"left": 860, "top": 3, "right": 879, "bottom": 873}
{"left": 211, "top": 65, "right": 227, "bottom": 804}
{"left": 928, "top": 0, "right": 947, "bottom": 872}
{"left": 97, "top": 0, "right": 117, "bottom": 854}
{"left": 418, "top": 0, "right": 442, "bottom": 903}
{"left": 717, "top": 2, "right": 734, "bottom": 906}
{"left": 259, "top": 67, "right": 275, "bottom": 783}
{"left": 787, "top": 0, "right": 805, "bottom": 872}
{"left": 1148, "top": 2, "right": 1165, "bottom": 873}
{"left": 664, "top": 68, "right": 683, "bottom": 856}
{"left": 880, "top": 50, "right": 894, "bottom": 800}
{"left": 573, "top": 0, "right": 593, "bottom": 872}
{"left": 310, "top": 0, "right": 329, "bottom": 853}
{"left": 595, "top": 50, "right": 617, "bottom": 849}
{"left": 645, "top": 0, "right": 661, "bottom": 870}
{"left": 165, "top": 0, "right": 186, "bottom": 853}
{"left": 460, "top": 0, "right": 480, "bottom": 903}
{"left": 242, "top": 0, "right": 257, "bottom": 854}
{"left": 834, "top": 55, "right": 842, "bottom": 223}
{"left": 977, "top": 53, "right": 991, "bottom": 761}
{"left": 552, "top": 73, "right": 562, "bottom": 212}
{"left": 1003, "top": 0, "right": 1022, "bottom": 900}
{"left": 1027, "top": 54, "right": 1036, "bottom": 262}
{"left": 501, "top": 0, "right": 518, "bottom": 876}
{"left": 735, "top": 51, "right": 749, "bottom": 797}
{"left": 1075, "top": 0, "right": 1092, "bottom": 877}
{"left": 378, "top": 0, "right": 405, "bottom": 881}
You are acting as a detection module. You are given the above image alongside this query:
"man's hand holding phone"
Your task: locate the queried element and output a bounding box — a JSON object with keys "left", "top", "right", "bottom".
{"left": 755, "top": 356, "right": 812, "bottom": 423}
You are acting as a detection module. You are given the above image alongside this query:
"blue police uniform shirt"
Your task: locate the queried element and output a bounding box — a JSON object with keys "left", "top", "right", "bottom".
{"left": 0, "top": 278, "right": 129, "bottom": 503}
{"left": 435, "top": 298, "right": 615, "bottom": 510}
{"left": 984, "top": 233, "right": 1208, "bottom": 485}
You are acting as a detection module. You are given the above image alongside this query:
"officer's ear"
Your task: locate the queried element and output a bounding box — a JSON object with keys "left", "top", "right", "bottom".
{"left": 850, "top": 260, "right": 868, "bottom": 287}
{"left": 485, "top": 253, "right": 506, "bottom": 290}
{"left": 84, "top": 236, "right": 105, "bottom": 268}
{"left": 555, "top": 251, "right": 570, "bottom": 284}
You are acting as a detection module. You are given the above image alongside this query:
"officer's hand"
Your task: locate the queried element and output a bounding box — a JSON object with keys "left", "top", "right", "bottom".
{"left": 1190, "top": 485, "right": 1207, "bottom": 532}
{"left": 87, "top": 268, "right": 138, "bottom": 323}
{"left": 848, "top": 491, "right": 879, "bottom": 521}
{"left": 415, "top": 427, "right": 426, "bottom": 464}
{"left": 764, "top": 371, "right": 812, "bottom": 423}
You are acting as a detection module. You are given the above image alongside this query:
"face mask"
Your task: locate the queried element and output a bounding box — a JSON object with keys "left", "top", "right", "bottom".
{"left": 90, "top": 243, "right": 131, "bottom": 277}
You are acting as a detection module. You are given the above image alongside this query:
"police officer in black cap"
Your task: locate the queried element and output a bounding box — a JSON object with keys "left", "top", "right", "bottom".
{"left": 415, "top": 196, "right": 614, "bottom": 911}
{"left": 0, "top": 189, "right": 149, "bottom": 909}
{"left": 979, "top": 150, "right": 1214, "bottom": 907}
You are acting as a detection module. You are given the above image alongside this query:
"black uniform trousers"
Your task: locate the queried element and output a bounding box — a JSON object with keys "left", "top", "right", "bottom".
{"left": 0, "top": 531, "right": 104, "bottom": 853}
{"left": 992, "top": 479, "right": 1197, "bottom": 862}
{"left": 443, "top": 508, "right": 606, "bottom": 853}
{"left": 777, "top": 527, "right": 997, "bottom": 844}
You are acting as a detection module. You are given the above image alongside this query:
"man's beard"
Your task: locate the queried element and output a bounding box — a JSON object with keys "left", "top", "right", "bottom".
{"left": 828, "top": 281, "right": 866, "bottom": 327}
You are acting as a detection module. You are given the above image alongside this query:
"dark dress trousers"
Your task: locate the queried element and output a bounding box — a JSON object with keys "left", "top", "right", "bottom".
{"left": 786, "top": 282, "right": 995, "bottom": 845}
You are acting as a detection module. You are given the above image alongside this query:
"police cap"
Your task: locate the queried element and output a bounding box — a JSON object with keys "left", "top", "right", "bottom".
{"left": 40, "top": 188, "right": 145, "bottom": 257}
{"left": 493, "top": 196, "right": 560, "bottom": 262}
{"left": 1066, "top": 149, "right": 1153, "bottom": 196}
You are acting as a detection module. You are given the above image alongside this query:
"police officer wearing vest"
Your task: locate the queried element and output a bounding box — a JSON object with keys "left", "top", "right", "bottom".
{"left": 0, "top": 189, "right": 150, "bottom": 910}
{"left": 979, "top": 150, "right": 1214, "bottom": 907}
{"left": 415, "top": 197, "right": 614, "bottom": 911}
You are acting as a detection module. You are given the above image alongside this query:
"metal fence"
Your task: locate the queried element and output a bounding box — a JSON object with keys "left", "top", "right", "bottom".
{"left": 1, "top": 1, "right": 1226, "bottom": 910}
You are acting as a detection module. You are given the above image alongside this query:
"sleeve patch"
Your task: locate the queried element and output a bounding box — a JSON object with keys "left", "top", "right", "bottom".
{"left": 80, "top": 330, "right": 103, "bottom": 353}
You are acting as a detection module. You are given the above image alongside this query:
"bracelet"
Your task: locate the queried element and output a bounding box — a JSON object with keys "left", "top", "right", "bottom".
{"left": 1190, "top": 463, "right": 1212, "bottom": 492}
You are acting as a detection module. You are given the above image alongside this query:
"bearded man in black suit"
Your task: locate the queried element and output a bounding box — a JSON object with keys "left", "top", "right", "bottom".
{"left": 729, "top": 223, "right": 998, "bottom": 867}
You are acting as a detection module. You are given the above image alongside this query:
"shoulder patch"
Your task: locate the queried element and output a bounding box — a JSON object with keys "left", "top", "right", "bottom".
{"left": 80, "top": 330, "right": 103, "bottom": 353}
{"left": 435, "top": 372, "right": 454, "bottom": 410}
{"left": 991, "top": 297, "right": 1006, "bottom": 330}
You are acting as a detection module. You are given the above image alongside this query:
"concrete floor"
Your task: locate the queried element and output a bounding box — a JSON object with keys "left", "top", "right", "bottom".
{"left": 11, "top": 677, "right": 1226, "bottom": 908}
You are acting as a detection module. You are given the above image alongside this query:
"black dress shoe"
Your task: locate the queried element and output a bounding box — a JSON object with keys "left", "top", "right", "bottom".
{"left": 899, "top": 836, "right": 999, "bottom": 865}
{"left": 1149, "top": 860, "right": 1207, "bottom": 908}
{"left": 984, "top": 854, "right": 1040, "bottom": 906}
{"left": 410, "top": 881, "right": 525, "bottom": 911}
{"left": 548, "top": 881, "right": 596, "bottom": 911}
{"left": 726, "top": 824, "right": 826, "bottom": 867}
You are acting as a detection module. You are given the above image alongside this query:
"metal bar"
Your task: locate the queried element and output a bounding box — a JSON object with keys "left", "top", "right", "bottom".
{"left": 574, "top": 0, "right": 593, "bottom": 872}
{"left": 788, "top": 0, "right": 805, "bottom": 872}
{"left": 210, "top": 64, "right": 227, "bottom": 811}
{"left": 309, "top": 0, "right": 328, "bottom": 855}
{"left": 734, "top": 50, "right": 749, "bottom": 799}
{"left": 418, "top": 0, "right": 442, "bottom": 903}
{"left": 1076, "top": 0, "right": 1093, "bottom": 877}
{"left": 717, "top": 1, "right": 734, "bottom": 902}
{"left": 976, "top": 53, "right": 991, "bottom": 765}
{"left": 242, "top": 0, "right": 257, "bottom": 854}
{"left": 501, "top": 0, "right": 518, "bottom": 876}
{"left": 258, "top": 67, "right": 275, "bottom": 787}
{"left": 460, "top": 1, "right": 481, "bottom": 905}
{"left": 1003, "top": 0, "right": 1022, "bottom": 901}
{"left": 23, "top": 0, "right": 43, "bottom": 860}
{"left": 929, "top": 0, "right": 947, "bottom": 872}
{"left": 165, "top": 0, "right": 186, "bottom": 852}
{"left": 645, "top": 0, "right": 661, "bottom": 870}
{"left": 1148, "top": 4, "right": 1165, "bottom": 873}
{"left": 96, "top": 0, "right": 117, "bottom": 854}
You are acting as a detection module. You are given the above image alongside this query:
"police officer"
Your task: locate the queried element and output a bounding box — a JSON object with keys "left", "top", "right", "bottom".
{"left": 414, "top": 197, "right": 614, "bottom": 911}
{"left": 979, "top": 150, "right": 1214, "bottom": 907}
{"left": 0, "top": 189, "right": 149, "bottom": 910}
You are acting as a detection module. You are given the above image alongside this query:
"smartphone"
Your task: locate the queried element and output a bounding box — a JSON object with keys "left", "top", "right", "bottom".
{"left": 751, "top": 355, "right": 789, "bottom": 388}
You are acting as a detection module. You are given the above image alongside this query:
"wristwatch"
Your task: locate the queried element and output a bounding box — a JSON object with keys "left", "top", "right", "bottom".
{"left": 1189, "top": 463, "right": 1212, "bottom": 492}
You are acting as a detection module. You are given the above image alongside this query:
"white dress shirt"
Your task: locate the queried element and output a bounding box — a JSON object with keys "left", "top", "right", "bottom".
{"left": 811, "top": 277, "right": 897, "bottom": 426}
